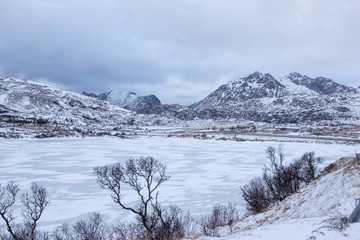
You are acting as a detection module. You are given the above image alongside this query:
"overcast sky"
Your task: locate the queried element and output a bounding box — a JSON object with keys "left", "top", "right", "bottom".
{"left": 1, "top": 0, "right": 360, "bottom": 105}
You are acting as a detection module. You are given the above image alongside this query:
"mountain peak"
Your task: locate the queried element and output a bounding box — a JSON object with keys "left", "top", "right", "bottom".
{"left": 247, "top": 71, "right": 264, "bottom": 79}
{"left": 192, "top": 72, "right": 288, "bottom": 109}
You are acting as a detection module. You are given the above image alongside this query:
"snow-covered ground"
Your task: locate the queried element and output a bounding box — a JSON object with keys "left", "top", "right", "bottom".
{"left": 0, "top": 136, "right": 358, "bottom": 232}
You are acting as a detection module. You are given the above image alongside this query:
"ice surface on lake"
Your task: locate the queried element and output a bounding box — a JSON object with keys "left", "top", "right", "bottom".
{"left": 0, "top": 136, "right": 356, "bottom": 229}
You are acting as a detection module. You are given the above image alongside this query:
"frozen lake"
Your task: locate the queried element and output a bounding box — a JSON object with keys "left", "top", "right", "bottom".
{"left": 0, "top": 136, "right": 357, "bottom": 228}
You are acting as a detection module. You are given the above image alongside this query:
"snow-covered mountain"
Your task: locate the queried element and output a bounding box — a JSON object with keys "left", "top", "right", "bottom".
{"left": 188, "top": 72, "right": 360, "bottom": 124}
{"left": 1, "top": 71, "right": 360, "bottom": 137}
{"left": 0, "top": 76, "right": 172, "bottom": 138}
{"left": 192, "top": 71, "right": 289, "bottom": 109}
{"left": 79, "top": 72, "right": 360, "bottom": 125}
{"left": 83, "top": 90, "right": 161, "bottom": 113}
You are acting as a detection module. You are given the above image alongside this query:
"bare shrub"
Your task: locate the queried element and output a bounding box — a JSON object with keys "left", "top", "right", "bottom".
{"left": 112, "top": 222, "right": 142, "bottom": 240}
{"left": 72, "top": 213, "right": 108, "bottom": 240}
{"left": 298, "top": 151, "right": 323, "bottom": 183}
{"left": 242, "top": 146, "right": 323, "bottom": 215}
{"left": 52, "top": 213, "right": 109, "bottom": 240}
{"left": 263, "top": 146, "right": 300, "bottom": 202}
{"left": 152, "top": 204, "right": 185, "bottom": 240}
{"left": 241, "top": 177, "right": 270, "bottom": 214}
{"left": 199, "top": 204, "right": 240, "bottom": 236}
{"left": 52, "top": 223, "right": 73, "bottom": 240}
{"left": 182, "top": 210, "right": 197, "bottom": 237}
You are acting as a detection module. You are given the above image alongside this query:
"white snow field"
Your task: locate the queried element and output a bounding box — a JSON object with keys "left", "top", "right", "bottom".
{"left": 0, "top": 136, "right": 357, "bottom": 230}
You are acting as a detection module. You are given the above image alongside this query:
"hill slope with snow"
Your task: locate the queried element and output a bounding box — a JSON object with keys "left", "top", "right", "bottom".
{"left": 197, "top": 156, "right": 360, "bottom": 240}
{"left": 0, "top": 76, "right": 173, "bottom": 137}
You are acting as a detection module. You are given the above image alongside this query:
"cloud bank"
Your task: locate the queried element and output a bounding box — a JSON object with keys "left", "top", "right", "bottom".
{"left": 1, "top": 0, "right": 359, "bottom": 104}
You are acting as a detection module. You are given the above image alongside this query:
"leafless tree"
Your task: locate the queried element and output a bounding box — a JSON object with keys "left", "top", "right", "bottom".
{"left": 0, "top": 181, "right": 49, "bottom": 240}
{"left": 0, "top": 181, "right": 20, "bottom": 240}
{"left": 21, "top": 182, "right": 50, "bottom": 240}
{"left": 94, "top": 156, "right": 170, "bottom": 239}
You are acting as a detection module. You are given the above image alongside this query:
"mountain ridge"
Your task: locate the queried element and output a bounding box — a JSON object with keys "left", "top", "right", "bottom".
{"left": 185, "top": 71, "right": 360, "bottom": 124}
{"left": 83, "top": 90, "right": 161, "bottom": 113}
{"left": 1, "top": 71, "right": 360, "bottom": 133}
{"left": 84, "top": 71, "right": 359, "bottom": 125}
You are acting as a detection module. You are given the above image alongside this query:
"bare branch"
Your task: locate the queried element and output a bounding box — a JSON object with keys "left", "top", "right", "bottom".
{"left": 94, "top": 156, "right": 170, "bottom": 238}
{"left": 21, "top": 182, "right": 50, "bottom": 239}
{"left": 0, "top": 181, "right": 20, "bottom": 240}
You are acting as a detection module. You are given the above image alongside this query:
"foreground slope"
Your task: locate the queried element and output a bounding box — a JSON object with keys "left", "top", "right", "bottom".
{"left": 198, "top": 157, "right": 360, "bottom": 239}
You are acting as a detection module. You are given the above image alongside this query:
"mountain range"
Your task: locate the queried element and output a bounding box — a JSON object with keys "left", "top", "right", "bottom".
{"left": 84, "top": 71, "right": 359, "bottom": 124}
{"left": 0, "top": 76, "right": 174, "bottom": 138}
{"left": 1, "top": 71, "right": 360, "bottom": 136}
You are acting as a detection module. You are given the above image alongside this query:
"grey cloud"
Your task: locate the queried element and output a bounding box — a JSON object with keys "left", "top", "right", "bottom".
{"left": 1, "top": 0, "right": 360, "bottom": 104}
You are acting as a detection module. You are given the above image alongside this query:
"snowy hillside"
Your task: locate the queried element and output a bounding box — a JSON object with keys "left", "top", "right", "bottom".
{"left": 0, "top": 76, "right": 174, "bottom": 138}
{"left": 196, "top": 157, "right": 360, "bottom": 240}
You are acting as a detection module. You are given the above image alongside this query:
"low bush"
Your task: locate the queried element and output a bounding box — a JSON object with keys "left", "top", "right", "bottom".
{"left": 199, "top": 203, "right": 239, "bottom": 236}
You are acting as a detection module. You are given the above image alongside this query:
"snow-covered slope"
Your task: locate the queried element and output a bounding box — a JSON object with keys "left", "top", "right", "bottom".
{"left": 0, "top": 76, "right": 132, "bottom": 122}
{"left": 197, "top": 156, "right": 360, "bottom": 240}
